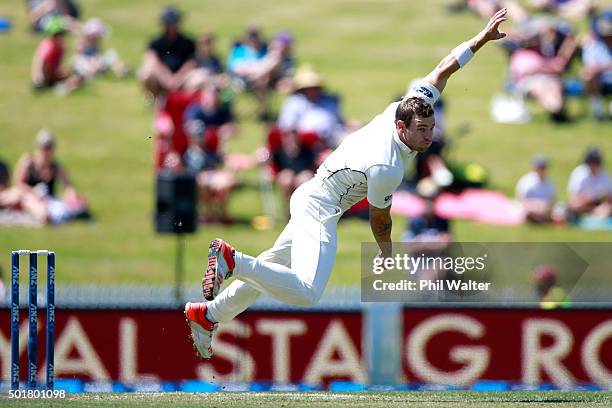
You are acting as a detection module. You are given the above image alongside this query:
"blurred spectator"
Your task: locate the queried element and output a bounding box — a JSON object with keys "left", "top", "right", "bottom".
{"left": 401, "top": 180, "right": 452, "bottom": 283}
{"left": 582, "top": 10, "right": 612, "bottom": 121}
{"left": 227, "top": 26, "right": 267, "bottom": 82}
{"left": 529, "top": 0, "right": 595, "bottom": 20}
{"left": 277, "top": 65, "right": 346, "bottom": 149}
{"left": 228, "top": 28, "right": 295, "bottom": 119}
{"left": 27, "top": 0, "right": 80, "bottom": 33}
{"left": 567, "top": 147, "right": 612, "bottom": 219}
{"left": 0, "top": 160, "right": 9, "bottom": 190}
{"left": 516, "top": 154, "right": 557, "bottom": 223}
{"left": 272, "top": 130, "right": 318, "bottom": 204}
{"left": 464, "top": 0, "right": 528, "bottom": 22}
{"left": 138, "top": 6, "right": 196, "bottom": 99}
{"left": 0, "top": 160, "right": 23, "bottom": 211}
{"left": 401, "top": 200, "right": 451, "bottom": 244}
{"left": 184, "top": 84, "right": 236, "bottom": 142}
{"left": 12, "top": 129, "right": 89, "bottom": 224}
{"left": 509, "top": 17, "right": 578, "bottom": 122}
{"left": 265, "top": 31, "right": 296, "bottom": 91}
{"left": 31, "top": 16, "right": 69, "bottom": 89}
{"left": 72, "top": 19, "right": 130, "bottom": 82}
{"left": 533, "top": 264, "right": 571, "bottom": 309}
{"left": 0, "top": 265, "right": 5, "bottom": 302}
{"left": 182, "top": 85, "right": 237, "bottom": 223}
{"left": 0, "top": 159, "right": 12, "bottom": 208}
{"left": 195, "top": 32, "right": 224, "bottom": 75}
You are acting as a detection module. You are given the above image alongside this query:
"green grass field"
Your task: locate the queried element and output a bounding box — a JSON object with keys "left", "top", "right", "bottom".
{"left": 1, "top": 391, "right": 612, "bottom": 407}
{"left": 0, "top": 0, "right": 611, "bottom": 287}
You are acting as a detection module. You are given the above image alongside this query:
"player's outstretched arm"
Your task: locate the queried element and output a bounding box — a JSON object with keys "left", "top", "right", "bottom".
{"left": 423, "top": 8, "right": 508, "bottom": 94}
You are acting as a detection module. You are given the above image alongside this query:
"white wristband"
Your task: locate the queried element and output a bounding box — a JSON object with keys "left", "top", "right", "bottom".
{"left": 451, "top": 42, "right": 474, "bottom": 68}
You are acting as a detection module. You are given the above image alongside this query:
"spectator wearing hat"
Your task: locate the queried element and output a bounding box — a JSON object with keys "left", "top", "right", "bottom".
{"left": 13, "top": 129, "right": 89, "bottom": 224}
{"left": 31, "top": 15, "right": 69, "bottom": 89}
{"left": 568, "top": 147, "right": 612, "bottom": 218}
{"left": 582, "top": 10, "right": 612, "bottom": 120}
{"left": 138, "top": 6, "right": 196, "bottom": 98}
{"left": 277, "top": 65, "right": 346, "bottom": 149}
{"left": 516, "top": 154, "right": 557, "bottom": 223}
{"left": 533, "top": 264, "right": 571, "bottom": 309}
{"left": 72, "top": 18, "right": 129, "bottom": 82}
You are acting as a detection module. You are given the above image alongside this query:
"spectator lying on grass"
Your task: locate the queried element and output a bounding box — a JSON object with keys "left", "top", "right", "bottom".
{"left": 12, "top": 129, "right": 90, "bottom": 224}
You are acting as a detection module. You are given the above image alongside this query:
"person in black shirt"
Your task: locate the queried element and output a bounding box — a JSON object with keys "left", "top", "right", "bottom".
{"left": 138, "top": 6, "right": 196, "bottom": 98}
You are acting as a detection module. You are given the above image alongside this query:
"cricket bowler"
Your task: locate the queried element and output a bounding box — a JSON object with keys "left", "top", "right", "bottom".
{"left": 185, "top": 9, "right": 509, "bottom": 358}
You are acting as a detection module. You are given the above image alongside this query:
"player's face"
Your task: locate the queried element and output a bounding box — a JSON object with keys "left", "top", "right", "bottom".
{"left": 404, "top": 115, "right": 435, "bottom": 152}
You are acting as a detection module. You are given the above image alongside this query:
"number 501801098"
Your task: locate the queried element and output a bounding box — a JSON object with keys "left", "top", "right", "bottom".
{"left": 9, "top": 389, "right": 66, "bottom": 399}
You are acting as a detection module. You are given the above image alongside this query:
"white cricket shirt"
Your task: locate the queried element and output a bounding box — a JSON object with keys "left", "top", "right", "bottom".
{"left": 313, "top": 101, "right": 417, "bottom": 211}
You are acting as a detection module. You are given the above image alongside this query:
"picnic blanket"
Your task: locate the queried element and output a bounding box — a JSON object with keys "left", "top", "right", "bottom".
{"left": 392, "top": 189, "right": 525, "bottom": 226}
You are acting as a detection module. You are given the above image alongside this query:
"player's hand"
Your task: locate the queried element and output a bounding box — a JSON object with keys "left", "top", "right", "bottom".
{"left": 480, "top": 8, "right": 508, "bottom": 42}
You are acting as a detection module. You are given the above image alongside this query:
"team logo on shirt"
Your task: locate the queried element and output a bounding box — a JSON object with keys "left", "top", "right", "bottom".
{"left": 384, "top": 195, "right": 392, "bottom": 203}
{"left": 416, "top": 86, "right": 433, "bottom": 98}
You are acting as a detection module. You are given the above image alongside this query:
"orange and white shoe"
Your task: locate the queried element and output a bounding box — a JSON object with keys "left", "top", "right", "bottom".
{"left": 185, "top": 302, "right": 217, "bottom": 359}
{"left": 203, "top": 238, "right": 236, "bottom": 301}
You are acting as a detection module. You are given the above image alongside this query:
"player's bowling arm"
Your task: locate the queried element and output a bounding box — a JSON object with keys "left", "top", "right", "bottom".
{"left": 423, "top": 8, "right": 508, "bottom": 94}
{"left": 369, "top": 204, "right": 393, "bottom": 258}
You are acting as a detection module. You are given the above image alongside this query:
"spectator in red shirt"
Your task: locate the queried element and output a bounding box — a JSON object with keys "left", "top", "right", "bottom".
{"left": 31, "top": 16, "right": 68, "bottom": 89}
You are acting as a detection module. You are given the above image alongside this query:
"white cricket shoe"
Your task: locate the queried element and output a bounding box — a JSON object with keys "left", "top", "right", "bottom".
{"left": 185, "top": 302, "right": 217, "bottom": 359}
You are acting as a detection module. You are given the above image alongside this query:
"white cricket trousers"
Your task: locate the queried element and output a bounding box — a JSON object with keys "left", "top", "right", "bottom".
{"left": 207, "top": 179, "right": 343, "bottom": 323}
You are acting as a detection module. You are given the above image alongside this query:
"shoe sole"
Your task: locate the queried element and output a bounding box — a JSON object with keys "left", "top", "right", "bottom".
{"left": 202, "top": 239, "right": 221, "bottom": 301}
{"left": 185, "top": 318, "right": 213, "bottom": 359}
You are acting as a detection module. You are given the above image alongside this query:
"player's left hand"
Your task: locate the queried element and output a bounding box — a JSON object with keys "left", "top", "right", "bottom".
{"left": 481, "top": 8, "right": 508, "bottom": 41}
